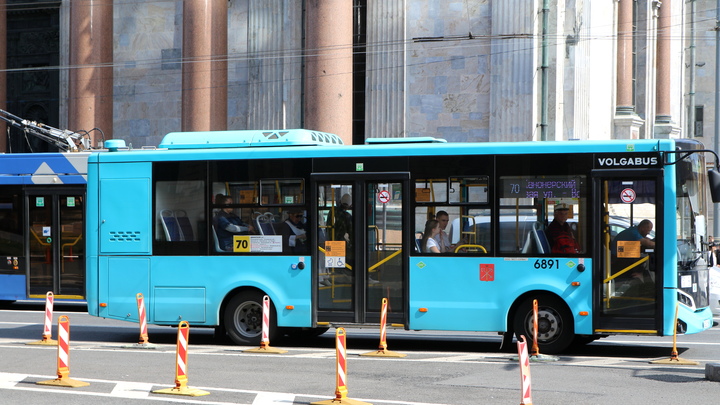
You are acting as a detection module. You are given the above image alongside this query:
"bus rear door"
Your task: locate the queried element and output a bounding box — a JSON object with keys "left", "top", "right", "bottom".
{"left": 312, "top": 173, "right": 409, "bottom": 327}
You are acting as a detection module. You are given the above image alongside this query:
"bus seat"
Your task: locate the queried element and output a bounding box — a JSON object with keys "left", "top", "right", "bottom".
{"left": 414, "top": 232, "right": 423, "bottom": 253}
{"left": 521, "top": 231, "right": 533, "bottom": 254}
{"left": 160, "top": 209, "right": 181, "bottom": 241}
{"left": 256, "top": 215, "right": 276, "bottom": 235}
{"left": 174, "top": 210, "right": 194, "bottom": 241}
{"left": 536, "top": 229, "right": 551, "bottom": 254}
{"left": 211, "top": 225, "right": 223, "bottom": 252}
{"left": 532, "top": 222, "right": 551, "bottom": 254}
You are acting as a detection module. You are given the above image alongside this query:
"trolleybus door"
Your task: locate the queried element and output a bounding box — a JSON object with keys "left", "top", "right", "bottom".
{"left": 313, "top": 174, "right": 408, "bottom": 325}
{"left": 27, "top": 189, "right": 85, "bottom": 299}
{"left": 594, "top": 175, "right": 662, "bottom": 333}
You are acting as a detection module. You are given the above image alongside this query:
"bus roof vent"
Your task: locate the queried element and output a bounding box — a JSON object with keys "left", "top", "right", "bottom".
{"left": 159, "top": 129, "right": 344, "bottom": 149}
{"left": 365, "top": 137, "right": 447, "bottom": 144}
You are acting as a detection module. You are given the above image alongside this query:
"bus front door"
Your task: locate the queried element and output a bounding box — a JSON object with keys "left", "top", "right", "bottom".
{"left": 27, "top": 189, "right": 85, "bottom": 299}
{"left": 314, "top": 175, "right": 408, "bottom": 326}
{"left": 594, "top": 175, "right": 661, "bottom": 334}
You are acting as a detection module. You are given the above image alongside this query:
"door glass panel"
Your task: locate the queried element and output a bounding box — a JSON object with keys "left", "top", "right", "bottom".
{"left": 317, "top": 183, "right": 354, "bottom": 311}
{"left": 602, "top": 179, "right": 657, "bottom": 317}
{"left": 29, "top": 195, "right": 52, "bottom": 295}
{"left": 366, "top": 182, "right": 404, "bottom": 315}
{"left": 60, "top": 195, "right": 84, "bottom": 296}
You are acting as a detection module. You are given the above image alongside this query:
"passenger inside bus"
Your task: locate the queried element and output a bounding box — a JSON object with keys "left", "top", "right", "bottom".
{"left": 326, "top": 193, "right": 353, "bottom": 265}
{"left": 433, "top": 211, "right": 454, "bottom": 252}
{"left": 421, "top": 220, "right": 441, "bottom": 253}
{"left": 213, "top": 195, "right": 254, "bottom": 251}
{"left": 280, "top": 209, "right": 308, "bottom": 254}
{"left": 547, "top": 204, "right": 580, "bottom": 254}
{"left": 611, "top": 219, "right": 655, "bottom": 297}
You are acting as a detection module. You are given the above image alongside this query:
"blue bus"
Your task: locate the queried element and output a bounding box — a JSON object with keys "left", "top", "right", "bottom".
{"left": 85, "top": 130, "right": 719, "bottom": 353}
{"left": 0, "top": 153, "right": 87, "bottom": 302}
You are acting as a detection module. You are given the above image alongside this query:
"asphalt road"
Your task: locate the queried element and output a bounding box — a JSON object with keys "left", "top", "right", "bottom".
{"left": 2, "top": 300, "right": 720, "bottom": 404}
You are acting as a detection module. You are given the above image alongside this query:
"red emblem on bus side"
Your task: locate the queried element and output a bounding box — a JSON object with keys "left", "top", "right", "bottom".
{"left": 480, "top": 264, "right": 494, "bottom": 281}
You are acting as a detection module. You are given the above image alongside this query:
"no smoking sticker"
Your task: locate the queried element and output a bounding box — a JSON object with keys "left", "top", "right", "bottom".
{"left": 620, "top": 188, "right": 636, "bottom": 203}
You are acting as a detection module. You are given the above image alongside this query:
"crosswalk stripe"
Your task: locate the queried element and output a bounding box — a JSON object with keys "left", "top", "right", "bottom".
{"left": 252, "top": 392, "right": 296, "bottom": 404}
{"left": 110, "top": 381, "right": 154, "bottom": 398}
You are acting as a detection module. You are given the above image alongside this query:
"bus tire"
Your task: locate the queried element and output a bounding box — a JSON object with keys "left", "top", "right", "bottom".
{"left": 512, "top": 294, "right": 574, "bottom": 354}
{"left": 223, "top": 291, "right": 278, "bottom": 346}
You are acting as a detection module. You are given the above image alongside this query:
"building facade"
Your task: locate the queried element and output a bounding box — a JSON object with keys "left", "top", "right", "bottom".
{"left": 0, "top": 0, "right": 697, "bottom": 150}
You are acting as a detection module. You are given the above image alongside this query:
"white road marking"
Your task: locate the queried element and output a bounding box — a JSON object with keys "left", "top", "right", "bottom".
{"left": 251, "top": 392, "right": 296, "bottom": 404}
{"left": 110, "top": 381, "right": 154, "bottom": 398}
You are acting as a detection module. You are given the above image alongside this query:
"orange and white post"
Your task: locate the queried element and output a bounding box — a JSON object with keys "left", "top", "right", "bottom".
{"left": 37, "top": 315, "right": 89, "bottom": 387}
{"left": 312, "top": 328, "right": 372, "bottom": 405}
{"left": 136, "top": 293, "right": 150, "bottom": 344}
{"left": 360, "top": 298, "right": 405, "bottom": 357}
{"left": 530, "top": 299, "right": 540, "bottom": 357}
{"left": 153, "top": 321, "right": 209, "bottom": 397}
{"left": 27, "top": 291, "right": 57, "bottom": 345}
{"left": 517, "top": 335, "right": 533, "bottom": 405}
{"left": 244, "top": 295, "right": 287, "bottom": 354}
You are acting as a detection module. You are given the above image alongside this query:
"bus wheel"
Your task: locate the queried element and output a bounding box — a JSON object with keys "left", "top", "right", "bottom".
{"left": 224, "top": 291, "right": 277, "bottom": 345}
{"left": 512, "top": 295, "right": 574, "bottom": 354}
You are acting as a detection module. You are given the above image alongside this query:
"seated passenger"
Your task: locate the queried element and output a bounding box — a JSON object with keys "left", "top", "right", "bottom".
{"left": 213, "top": 195, "right": 253, "bottom": 251}
{"left": 421, "top": 219, "right": 441, "bottom": 253}
{"left": 611, "top": 219, "right": 655, "bottom": 289}
{"left": 547, "top": 204, "right": 580, "bottom": 254}
{"left": 281, "top": 209, "right": 308, "bottom": 254}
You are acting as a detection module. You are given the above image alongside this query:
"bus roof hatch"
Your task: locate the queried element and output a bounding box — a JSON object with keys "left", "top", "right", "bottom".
{"left": 159, "top": 129, "right": 344, "bottom": 149}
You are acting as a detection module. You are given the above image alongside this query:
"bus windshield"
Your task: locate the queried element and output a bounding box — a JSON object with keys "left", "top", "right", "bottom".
{"left": 675, "top": 150, "right": 708, "bottom": 264}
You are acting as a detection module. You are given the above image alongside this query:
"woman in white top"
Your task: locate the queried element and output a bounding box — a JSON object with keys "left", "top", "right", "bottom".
{"left": 421, "top": 220, "right": 442, "bottom": 253}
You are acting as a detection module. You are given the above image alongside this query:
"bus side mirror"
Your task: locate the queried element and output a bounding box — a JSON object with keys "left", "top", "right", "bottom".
{"left": 708, "top": 169, "right": 720, "bottom": 203}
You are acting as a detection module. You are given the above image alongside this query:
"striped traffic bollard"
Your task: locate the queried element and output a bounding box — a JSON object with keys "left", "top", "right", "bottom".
{"left": 120, "top": 293, "right": 156, "bottom": 349}
{"left": 153, "top": 321, "right": 209, "bottom": 397}
{"left": 137, "top": 293, "right": 149, "bottom": 344}
{"left": 312, "top": 328, "right": 372, "bottom": 405}
{"left": 528, "top": 299, "right": 558, "bottom": 362}
{"left": 27, "top": 292, "right": 57, "bottom": 346}
{"left": 37, "top": 315, "right": 89, "bottom": 387}
{"left": 517, "top": 335, "right": 533, "bottom": 405}
{"left": 530, "top": 299, "right": 540, "bottom": 357}
{"left": 360, "top": 298, "right": 405, "bottom": 357}
{"left": 244, "top": 295, "right": 287, "bottom": 354}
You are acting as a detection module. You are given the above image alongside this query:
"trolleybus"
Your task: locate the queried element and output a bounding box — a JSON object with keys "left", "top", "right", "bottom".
{"left": 0, "top": 153, "right": 87, "bottom": 302}
{"left": 85, "top": 130, "right": 720, "bottom": 353}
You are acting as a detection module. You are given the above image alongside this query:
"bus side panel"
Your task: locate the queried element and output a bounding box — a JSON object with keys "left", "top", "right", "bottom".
{"left": 104, "top": 257, "right": 151, "bottom": 322}
{"left": 96, "top": 162, "right": 152, "bottom": 255}
{"left": 86, "top": 161, "right": 100, "bottom": 315}
{"left": 0, "top": 274, "right": 25, "bottom": 300}
{"left": 408, "top": 257, "right": 592, "bottom": 335}
{"left": 146, "top": 256, "right": 312, "bottom": 327}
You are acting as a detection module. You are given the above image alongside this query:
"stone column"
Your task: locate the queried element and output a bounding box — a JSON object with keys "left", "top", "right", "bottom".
{"left": 613, "top": 0, "right": 644, "bottom": 139}
{"left": 652, "top": 0, "right": 679, "bottom": 138}
{"left": 182, "top": 0, "right": 228, "bottom": 132}
{"left": 0, "top": 0, "right": 6, "bottom": 151}
{"left": 68, "top": 0, "right": 114, "bottom": 146}
{"left": 616, "top": 0, "right": 634, "bottom": 113}
{"left": 304, "top": 0, "right": 353, "bottom": 144}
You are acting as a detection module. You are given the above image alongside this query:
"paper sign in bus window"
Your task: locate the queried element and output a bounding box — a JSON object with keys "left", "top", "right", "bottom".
{"left": 325, "top": 240, "right": 346, "bottom": 268}
{"left": 616, "top": 240, "right": 641, "bottom": 258}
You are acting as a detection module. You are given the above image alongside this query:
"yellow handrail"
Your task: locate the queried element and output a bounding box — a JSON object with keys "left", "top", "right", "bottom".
{"left": 603, "top": 256, "right": 649, "bottom": 283}
{"left": 368, "top": 249, "right": 401, "bottom": 272}
{"left": 454, "top": 244, "right": 487, "bottom": 253}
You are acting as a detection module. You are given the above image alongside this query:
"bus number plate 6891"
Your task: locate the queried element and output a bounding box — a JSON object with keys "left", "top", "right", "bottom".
{"left": 533, "top": 259, "right": 559, "bottom": 269}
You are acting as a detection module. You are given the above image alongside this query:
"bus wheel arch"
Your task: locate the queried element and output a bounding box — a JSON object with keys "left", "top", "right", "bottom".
{"left": 222, "top": 288, "right": 279, "bottom": 346}
{"left": 509, "top": 292, "right": 575, "bottom": 354}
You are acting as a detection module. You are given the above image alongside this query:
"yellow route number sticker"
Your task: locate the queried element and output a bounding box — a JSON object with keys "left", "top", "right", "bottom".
{"left": 233, "top": 235, "right": 251, "bottom": 252}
